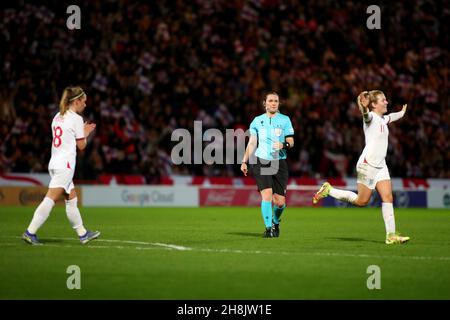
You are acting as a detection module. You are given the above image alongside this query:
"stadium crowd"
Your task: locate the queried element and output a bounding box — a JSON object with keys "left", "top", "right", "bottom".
{"left": 1, "top": 0, "right": 448, "bottom": 181}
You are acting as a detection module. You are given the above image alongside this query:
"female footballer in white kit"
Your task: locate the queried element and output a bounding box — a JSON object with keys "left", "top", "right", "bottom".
{"left": 22, "top": 86, "right": 100, "bottom": 245}
{"left": 313, "top": 90, "right": 410, "bottom": 244}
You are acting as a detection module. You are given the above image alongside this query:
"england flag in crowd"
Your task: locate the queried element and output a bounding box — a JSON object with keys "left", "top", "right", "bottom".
{"left": 92, "top": 72, "right": 108, "bottom": 92}
{"left": 138, "top": 75, "right": 153, "bottom": 96}
{"left": 423, "top": 47, "right": 441, "bottom": 61}
{"left": 241, "top": 3, "right": 259, "bottom": 22}
{"left": 138, "top": 52, "right": 156, "bottom": 70}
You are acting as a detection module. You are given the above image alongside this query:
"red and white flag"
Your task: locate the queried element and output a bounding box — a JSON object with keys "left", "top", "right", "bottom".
{"left": 423, "top": 47, "right": 441, "bottom": 61}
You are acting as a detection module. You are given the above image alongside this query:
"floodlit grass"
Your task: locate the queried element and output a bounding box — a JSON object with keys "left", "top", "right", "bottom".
{"left": 1, "top": 206, "right": 449, "bottom": 299}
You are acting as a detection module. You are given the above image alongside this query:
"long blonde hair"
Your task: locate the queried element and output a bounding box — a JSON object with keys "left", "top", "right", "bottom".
{"left": 59, "top": 86, "right": 85, "bottom": 115}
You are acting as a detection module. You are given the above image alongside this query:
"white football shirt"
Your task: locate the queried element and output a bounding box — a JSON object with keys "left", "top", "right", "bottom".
{"left": 48, "top": 110, "right": 85, "bottom": 170}
{"left": 359, "top": 112, "right": 391, "bottom": 168}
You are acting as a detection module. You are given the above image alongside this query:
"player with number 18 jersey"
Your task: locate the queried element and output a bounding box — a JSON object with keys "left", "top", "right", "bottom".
{"left": 49, "top": 110, "right": 85, "bottom": 171}
{"left": 22, "top": 86, "right": 100, "bottom": 246}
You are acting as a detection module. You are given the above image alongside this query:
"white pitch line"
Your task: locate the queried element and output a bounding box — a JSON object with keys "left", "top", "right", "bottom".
{"left": 1, "top": 242, "right": 134, "bottom": 250}
{"left": 4, "top": 236, "right": 450, "bottom": 262}
{"left": 196, "top": 248, "right": 450, "bottom": 261}
{"left": 94, "top": 238, "right": 192, "bottom": 251}
{"left": 307, "top": 251, "right": 450, "bottom": 261}
{"left": 5, "top": 236, "right": 192, "bottom": 251}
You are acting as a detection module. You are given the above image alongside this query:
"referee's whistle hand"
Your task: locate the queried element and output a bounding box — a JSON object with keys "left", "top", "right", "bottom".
{"left": 273, "top": 142, "right": 283, "bottom": 150}
{"left": 240, "top": 163, "right": 248, "bottom": 176}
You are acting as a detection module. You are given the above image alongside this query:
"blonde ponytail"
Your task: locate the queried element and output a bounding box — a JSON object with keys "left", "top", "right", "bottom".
{"left": 59, "top": 86, "right": 85, "bottom": 115}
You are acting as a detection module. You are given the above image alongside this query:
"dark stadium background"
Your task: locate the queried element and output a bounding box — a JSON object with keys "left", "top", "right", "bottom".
{"left": 1, "top": 0, "right": 448, "bottom": 181}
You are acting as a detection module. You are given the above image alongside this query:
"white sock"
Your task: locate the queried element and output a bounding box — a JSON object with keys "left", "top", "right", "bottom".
{"left": 66, "top": 197, "right": 87, "bottom": 236}
{"left": 382, "top": 202, "right": 396, "bottom": 235}
{"left": 27, "top": 197, "right": 55, "bottom": 234}
{"left": 329, "top": 187, "right": 358, "bottom": 204}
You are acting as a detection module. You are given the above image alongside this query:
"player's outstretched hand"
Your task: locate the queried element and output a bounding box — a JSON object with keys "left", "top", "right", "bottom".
{"left": 402, "top": 104, "right": 408, "bottom": 113}
{"left": 241, "top": 163, "right": 248, "bottom": 176}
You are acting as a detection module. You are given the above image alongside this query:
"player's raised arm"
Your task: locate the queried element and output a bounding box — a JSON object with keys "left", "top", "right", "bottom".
{"left": 385, "top": 104, "right": 407, "bottom": 124}
{"left": 241, "top": 134, "right": 257, "bottom": 176}
{"left": 357, "top": 91, "right": 372, "bottom": 123}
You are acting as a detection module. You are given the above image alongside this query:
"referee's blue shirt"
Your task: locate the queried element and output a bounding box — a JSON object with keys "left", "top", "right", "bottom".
{"left": 249, "top": 112, "right": 294, "bottom": 161}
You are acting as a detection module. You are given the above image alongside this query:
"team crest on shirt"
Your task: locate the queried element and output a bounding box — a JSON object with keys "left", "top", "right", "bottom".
{"left": 274, "top": 128, "right": 282, "bottom": 136}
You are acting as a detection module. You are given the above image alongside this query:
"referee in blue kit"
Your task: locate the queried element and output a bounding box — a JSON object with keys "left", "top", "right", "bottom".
{"left": 241, "top": 92, "right": 295, "bottom": 238}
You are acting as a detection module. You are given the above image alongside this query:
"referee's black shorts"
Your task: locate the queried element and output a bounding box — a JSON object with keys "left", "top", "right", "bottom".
{"left": 251, "top": 157, "right": 289, "bottom": 196}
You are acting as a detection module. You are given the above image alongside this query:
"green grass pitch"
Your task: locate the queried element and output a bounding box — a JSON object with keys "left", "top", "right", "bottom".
{"left": 1, "top": 206, "right": 449, "bottom": 299}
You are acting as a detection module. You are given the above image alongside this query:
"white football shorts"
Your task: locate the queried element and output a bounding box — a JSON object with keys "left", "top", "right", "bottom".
{"left": 48, "top": 168, "right": 75, "bottom": 194}
{"left": 356, "top": 161, "right": 390, "bottom": 190}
